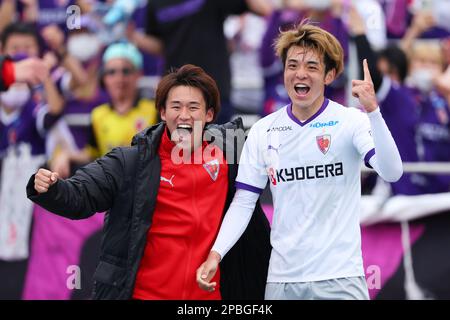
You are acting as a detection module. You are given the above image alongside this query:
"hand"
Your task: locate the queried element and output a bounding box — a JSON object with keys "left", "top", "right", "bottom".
{"left": 411, "top": 11, "right": 435, "bottom": 34}
{"left": 196, "top": 251, "right": 221, "bottom": 292}
{"left": 352, "top": 59, "right": 378, "bottom": 113}
{"left": 346, "top": 5, "right": 366, "bottom": 36}
{"left": 126, "top": 21, "right": 137, "bottom": 44}
{"left": 282, "top": 0, "right": 306, "bottom": 11}
{"left": 42, "top": 51, "right": 59, "bottom": 70}
{"left": 34, "top": 168, "right": 59, "bottom": 194}
{"left": 13, "top": 57, "right": 49, "bottom": 85}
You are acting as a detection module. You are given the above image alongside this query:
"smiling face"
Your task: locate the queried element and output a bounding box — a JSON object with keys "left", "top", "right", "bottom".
{"left": 284, "top": 46, "right": 335, "bottom": 117}
{"left": 160, "top": 85, "right": 214, "bottom": 152}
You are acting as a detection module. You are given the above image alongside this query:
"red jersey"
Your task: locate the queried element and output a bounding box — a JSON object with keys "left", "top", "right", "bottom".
{"left": 132, "top": 129, "right": 228, "bottom": 299}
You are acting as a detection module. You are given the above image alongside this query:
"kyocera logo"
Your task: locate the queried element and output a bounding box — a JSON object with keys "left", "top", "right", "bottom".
{"left": 309, "top": 121, "right": 339, "bottom": 128}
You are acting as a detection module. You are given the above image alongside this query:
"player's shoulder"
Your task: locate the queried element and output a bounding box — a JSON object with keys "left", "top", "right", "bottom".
{"left": 328, "top": 100, "right": 368, "bottom": 120}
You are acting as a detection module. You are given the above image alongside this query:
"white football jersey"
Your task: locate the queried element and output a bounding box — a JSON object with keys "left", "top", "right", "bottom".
{"left": 236, "top": 99, "right": 375, "bottom": 282}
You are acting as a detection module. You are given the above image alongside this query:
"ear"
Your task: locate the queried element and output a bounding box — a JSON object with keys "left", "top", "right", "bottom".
{"left": 160, "top": 107, "right": 166, "bottom": 121}
{"left": 206, "top": 107, "right": 214, "bottom": 123}
{"left": 324, "top": 69, "right": 336, "bottom": 85}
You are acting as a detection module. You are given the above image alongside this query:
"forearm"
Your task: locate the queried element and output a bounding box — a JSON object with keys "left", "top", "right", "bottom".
{"left": 211, "top": 189, "right": 259, "bottom": 259}
{"left": 68, "top": 148, "right": 93, "bottom": 165}
{"left": 43, "top": 78, "right": 65, "bottom": 115}
{"left": 60, "top": 55, "right": 89, "bottom": 89}
{"left": 0, "top": 0, "right": 15, "bottom": 34}
{"left": 26, "top": 175, "right": 93, "bottom": 219}
{"left": 131, "top": 32, "right": 163, "bottom": 56}
{"left": 368, "top": 108, "right": 403, "bottom": 182}
{"left": 26, "top": 149, "right": 124, "bottom": 219}
{"left": 400, "top": 25, "right": 421, "bottom": 53}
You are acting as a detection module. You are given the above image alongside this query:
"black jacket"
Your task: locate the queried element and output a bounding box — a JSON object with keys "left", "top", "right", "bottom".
{"left": 0, "top": 55, "right": 12, "bottom": 92}
{"left": 26, "top": 119, "right": 271, "bottom": 300}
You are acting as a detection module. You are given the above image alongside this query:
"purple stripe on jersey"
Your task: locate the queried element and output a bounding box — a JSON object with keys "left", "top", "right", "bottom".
{"left": 364, "top": 148, "right": 376, "bottom": 168}
{"left": 156, "top": 0, "right": 205, "bottom": 23}
{"left": 287, "top": 98, "right": 329, "bottom": 127}
{"left": 235, "top": 182, "right": 264, "bottom": 194}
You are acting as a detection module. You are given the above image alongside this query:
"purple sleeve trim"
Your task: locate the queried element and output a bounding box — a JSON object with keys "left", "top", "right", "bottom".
{"left": 235, "top": 181, "right": 264, "bottom": 194}
{"left": 364, "top": 148, "right": 376, "bottom": 169}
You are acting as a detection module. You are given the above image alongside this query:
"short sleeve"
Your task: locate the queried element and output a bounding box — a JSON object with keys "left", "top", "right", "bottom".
{"left": 235, "top": 124, "right": 268, "bottom": 194}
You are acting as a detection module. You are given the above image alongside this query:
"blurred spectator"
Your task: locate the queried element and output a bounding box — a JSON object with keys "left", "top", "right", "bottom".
{"left": 127, "top": 0, "right": 163, "bottom": 77}
{"left": 259, "top": 0, "right": 386, "bottom": 115}
{"left": 349, "top": 5, "right": 423, "bottom": 196}
{"left": 0, "top": 22, "right": 63, "bottom": 299}
{"left": 54, "top": 42, "right": 158, "bottom": 171}
{"left": 224, "top": 13, "right": 266, "bottom": 118}
{"left": 381, "top": 0, "right": 450, "bottom": 39}
{"left": 18, "top": 18, "right": 109, "bottom": 301}
{"left": 435, "top": 37, "right": 450, "bottom": 101}
{"left": 406, "top": 41, "right": 450, "bottom": 194}
{"left": 143, "top": 0, "right": 273, "bottom": 124}
{"left": 0, "top": 22, "right": 64, "bottom": 110}
{"left": 40, "top": 21, "right": 110, "bottom": 177}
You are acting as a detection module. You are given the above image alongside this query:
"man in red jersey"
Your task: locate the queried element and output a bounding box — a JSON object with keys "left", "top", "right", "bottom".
{"left": 26, "top": 64, "right": 271, "bottom": 299}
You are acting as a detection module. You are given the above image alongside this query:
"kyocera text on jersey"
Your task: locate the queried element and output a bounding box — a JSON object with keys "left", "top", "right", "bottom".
{"left": 273, "top": 162, "right": 343, "bottom": 183}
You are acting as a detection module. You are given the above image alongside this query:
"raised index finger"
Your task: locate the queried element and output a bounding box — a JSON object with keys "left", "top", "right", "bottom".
{"left": 363, "top": 59, "right": 373, "bottom": 83}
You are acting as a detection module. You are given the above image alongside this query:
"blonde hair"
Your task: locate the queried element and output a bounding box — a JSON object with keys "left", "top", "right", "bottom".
{"left": 411, "top": 40, "right": 445, "bottom": 69}
{"left": 275, "top": 22, "right": 344, "bottom": 77}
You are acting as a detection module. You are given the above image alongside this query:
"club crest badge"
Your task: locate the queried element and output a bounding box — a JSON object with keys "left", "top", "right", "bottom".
{"left": 203, "top": 159, "right": 220, "bottom": 181}
{"left": 316, "top": 135, "right": 331, "bottom": 154}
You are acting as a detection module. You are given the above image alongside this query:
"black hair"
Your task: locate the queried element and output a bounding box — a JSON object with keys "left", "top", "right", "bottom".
{"left": 377, "top": 44, "right": 409, "bottom": 83}
{"left": 0, "top": 22, "right": 41, "bottom": 51}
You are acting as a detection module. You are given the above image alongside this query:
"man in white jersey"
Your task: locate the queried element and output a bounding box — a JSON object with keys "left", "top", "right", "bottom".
{"left": 196, "top": 22, "right": 403, "bottom": 299}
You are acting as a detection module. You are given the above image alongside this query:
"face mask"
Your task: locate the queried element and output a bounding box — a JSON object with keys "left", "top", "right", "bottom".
{"left": 407, "top": 69, "right": 435, "bottom": 92}
{"left": 0, "top": 85, "right": 31, "bottom": 110}
{"left": 67, "top": 34, "right": 101, "bottom": 62}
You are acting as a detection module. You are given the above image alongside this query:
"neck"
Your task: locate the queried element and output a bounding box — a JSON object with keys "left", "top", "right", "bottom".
{"left": 291, "top": 96, "right": 325, "bottom": 122}
{"left": 112, "top": 95, "right": 135, "bottom": 115}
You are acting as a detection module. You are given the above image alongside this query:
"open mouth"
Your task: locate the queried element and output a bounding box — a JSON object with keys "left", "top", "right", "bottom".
{"left": 175, "top": 124, "right": 193, "bottom": 135}
{"left": 294, "top": 84, "right": 310, "bottom": 96}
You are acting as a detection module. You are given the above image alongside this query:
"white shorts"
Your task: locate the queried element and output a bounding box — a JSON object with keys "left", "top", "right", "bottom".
{"left": 265, "top": 277, "right": 370, "bottom": 300}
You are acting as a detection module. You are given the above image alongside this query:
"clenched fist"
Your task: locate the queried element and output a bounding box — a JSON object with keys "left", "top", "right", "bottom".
{"left": 34, "top": 168, "right": 59, "bottom": 194}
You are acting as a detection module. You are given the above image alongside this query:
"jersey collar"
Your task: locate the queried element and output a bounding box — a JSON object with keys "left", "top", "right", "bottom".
{"left": 287, "top": 98, "right": 329, "bottom": 127}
